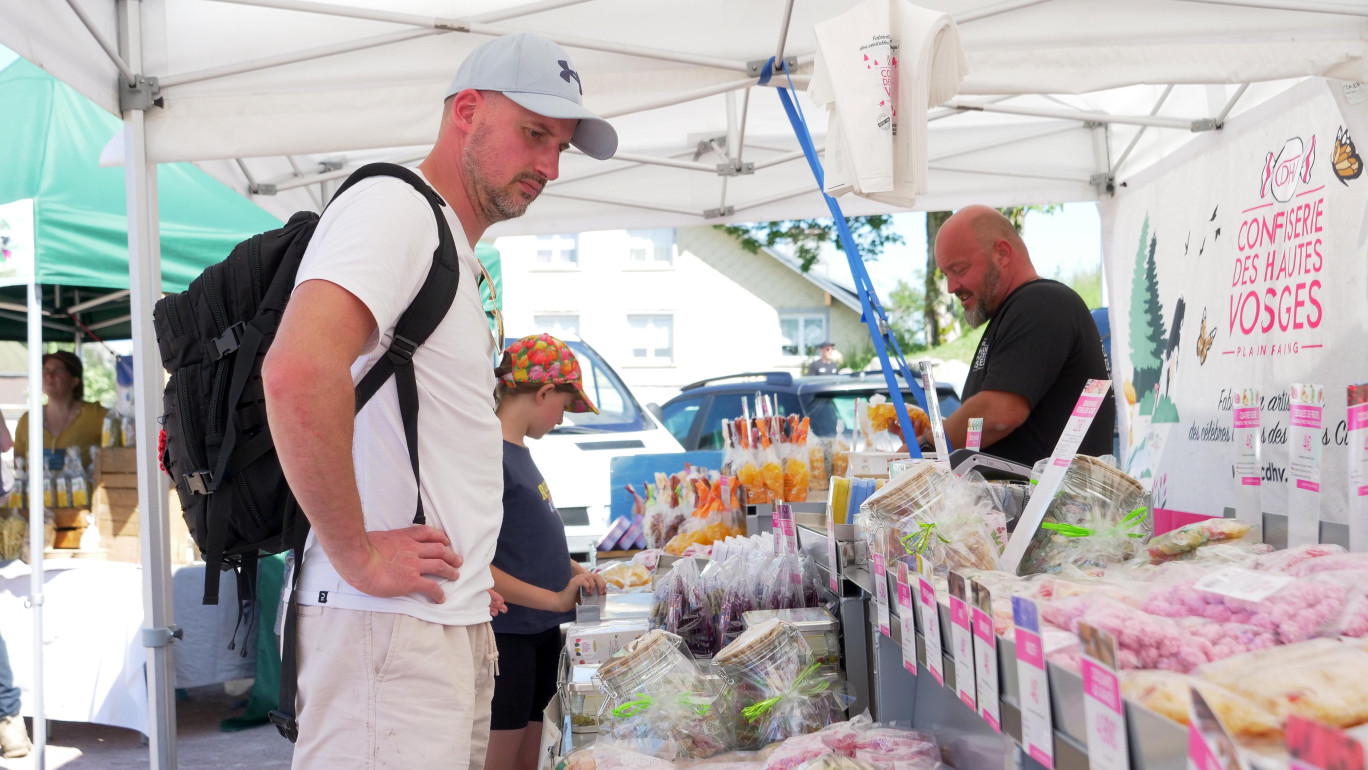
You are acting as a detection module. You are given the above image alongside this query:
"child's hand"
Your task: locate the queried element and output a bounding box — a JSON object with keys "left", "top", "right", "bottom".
{"left": 487, "top": 588, "right": 508, "bottom": 616}
{"left": 555, "top": 574, "right": 600, "bottom": 612}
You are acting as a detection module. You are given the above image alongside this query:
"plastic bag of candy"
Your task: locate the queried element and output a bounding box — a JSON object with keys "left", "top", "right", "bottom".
{"left": 1019, "top": 456, "right": 1150, "bottom": 575}
{"left": 1147, "top": 518, "right": 1254, "bottom": 563}
{"left": 648, "top": 557, "right": 718, "bottom": 656}
{"left": 716, "top": 620, "right": 848, "bottom": 749}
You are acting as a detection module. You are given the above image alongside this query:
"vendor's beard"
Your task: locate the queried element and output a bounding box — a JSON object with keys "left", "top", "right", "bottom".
{"left": 962, "top": 263, "right": 1001, "bottom": 328}
{"left": 462, "top": 124, "right": 541, "bottom": 224}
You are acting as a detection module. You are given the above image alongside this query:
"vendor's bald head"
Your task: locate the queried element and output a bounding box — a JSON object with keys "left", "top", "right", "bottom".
{"left": 935, "top": 205, "right": 1039, "bottom": 328}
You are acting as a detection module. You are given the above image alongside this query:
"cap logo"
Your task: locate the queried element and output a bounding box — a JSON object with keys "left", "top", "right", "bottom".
{"left": 558, "top": 60, "right": 582, "bottom": 95}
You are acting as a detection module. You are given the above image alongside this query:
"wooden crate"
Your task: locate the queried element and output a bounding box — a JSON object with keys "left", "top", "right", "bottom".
{"left": 92, "top": 478, "right": 197, "bottom": 566}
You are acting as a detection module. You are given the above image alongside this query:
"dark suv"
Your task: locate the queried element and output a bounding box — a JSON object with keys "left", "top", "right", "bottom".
{"left": 658, "top": 371, "right": 962, "bottom": 451}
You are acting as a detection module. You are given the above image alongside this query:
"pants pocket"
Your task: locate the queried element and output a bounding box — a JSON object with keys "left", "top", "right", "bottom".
{"left": 371, "top": 612, "right": 407, "bottom": 681}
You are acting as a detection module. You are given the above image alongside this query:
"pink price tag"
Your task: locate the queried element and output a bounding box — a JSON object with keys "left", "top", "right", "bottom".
{"left": 918, "top": 575, "right": 944, "bottom": 686}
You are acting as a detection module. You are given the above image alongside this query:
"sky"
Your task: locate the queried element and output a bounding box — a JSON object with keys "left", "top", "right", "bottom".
{"left": 806, "top": 201, "right": 1106, "bottom": 304}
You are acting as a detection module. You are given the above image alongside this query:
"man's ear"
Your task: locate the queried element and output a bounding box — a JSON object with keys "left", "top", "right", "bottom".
{"left": 449, "top": 89, "right": 483, "bottom": 133}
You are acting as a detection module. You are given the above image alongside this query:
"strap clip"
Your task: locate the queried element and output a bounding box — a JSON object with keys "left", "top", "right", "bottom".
{"left": 387, "top": 334, "right": 418, "bottom": 366}
{"left": 212, "top": 322, "right": 248, "bottom": 360}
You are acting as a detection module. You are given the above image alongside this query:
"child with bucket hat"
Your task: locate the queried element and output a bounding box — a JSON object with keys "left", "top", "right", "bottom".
{"left": 486, "top": 334, "right": 608, "bottom": 770}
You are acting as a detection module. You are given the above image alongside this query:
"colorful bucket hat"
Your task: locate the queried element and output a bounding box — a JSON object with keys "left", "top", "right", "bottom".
{"left": 497, "top": 333, "right": 598, "bottom": 414}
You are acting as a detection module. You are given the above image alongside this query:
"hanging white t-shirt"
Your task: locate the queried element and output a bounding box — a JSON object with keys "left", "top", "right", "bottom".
{"left": 292, "top": 171, "right": 502, "bottom": 628}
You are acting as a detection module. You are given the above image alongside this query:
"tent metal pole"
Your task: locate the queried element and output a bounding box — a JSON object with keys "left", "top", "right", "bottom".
{"left": 752, "top": 145, "right": 825, "bottom": 171}
{"left": 601, "top": 79, "right": 755, "bottom": 119}
{"left": 471, "top": 23, "right": 750, "bottom": 71}
{"left": 1113, "top": 85, "right": 1174, "bottom": 175}
{"left": 773, "top": 0, "right": 795, "bottom": 62}
{"left": 929, "top": 123, "right": 1078, "bottom": 164}
{"left": 1215, "top": 83, "right": 1250, "bottom": 126}
{"left": 286, "top": 157, "right": 324, "bottom": 210}
{"left": 158, "top": 29, "right": 441, "bottom": 89}
{"left": 267, "top": 152, "right": 427, "bottom": 193}
{"left": 65, "top": 290, "right": 131, "bottom": 315}
{"left": 928, "top": 95, "right": 1014, "bottom": 122}
{"left": 735, "top": 88, "right": 752, "bottom": 167}
{"left": 956, "top": 0, "right": 1053, "bottom": 23}
{"left": 537, "top": 191, "right": 701, "bottom": 217}
{"left": 85, "top": 315, "right": 135, "bottom": 333}
{"left": 120, "top": 1, "right": 178, "bottom": 767}
{"left": 554, "top": 148, "right": 699, "bottom": 187}
{"left": 25, "top": 277, "right": 45, "bottom": 770}
{"left": 63, "top": 0, "right": 137, "bottom": 85}
{"left": 928, "top": 163, "right": 1093, "bottom": 183}
{"left": 944, "top": 100, "right": 1203, "bottom": 130}
{"left": 0, "top": 310, "right": 76, "bottom": 334}
{"left": 566, "top": 150, "right": 713, "bottom": 173}
{"left": 1172, "top": 0, "right": 1368, "bottom": 16}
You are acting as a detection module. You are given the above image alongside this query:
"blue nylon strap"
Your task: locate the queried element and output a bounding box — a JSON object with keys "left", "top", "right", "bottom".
{"left": 766, "top": 57, "right": 945, "bottom": 457}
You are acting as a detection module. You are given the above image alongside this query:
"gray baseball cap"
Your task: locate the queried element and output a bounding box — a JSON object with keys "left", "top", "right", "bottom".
{"left": 445, "top": 33, "right": 618, "bottom": 160}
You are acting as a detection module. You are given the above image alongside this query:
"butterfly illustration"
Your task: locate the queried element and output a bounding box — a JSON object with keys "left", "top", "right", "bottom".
{"left": 1195, "top": 309, "right": 1217, "bottom": 365}
{"left": 1334, "top": 126, "right": 1362, "bottom": 185}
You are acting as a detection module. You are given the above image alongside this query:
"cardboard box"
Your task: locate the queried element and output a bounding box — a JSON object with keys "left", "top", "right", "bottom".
{"left": 564, "top": 620, "right": 649, "bottom": 665}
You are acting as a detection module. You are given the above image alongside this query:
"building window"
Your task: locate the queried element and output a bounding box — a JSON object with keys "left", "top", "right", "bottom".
{"left": 627, "top": 314, "right": 673, "bottom": 362}
{"left": 535, "top": 234, "right": 578, "bottom": 267}
{"left": 532, "top": 314, "right": 580, "bottom": 340}
{"left": 779, "top": 313, "right": 827, "bottom": 356}
{"left": 627, "top": 229, "right": 674, "bottom": 266}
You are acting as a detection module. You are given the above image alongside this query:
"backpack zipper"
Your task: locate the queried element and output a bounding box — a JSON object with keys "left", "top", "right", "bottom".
{"left": 248, "top": 236, "right": 263, "bottom": 308}
{"left": 165, "top": 297, "right": 184, "bottom": 338}
{"left": 177, "top": 374, "right": 208, "bottom": 474}
{"left": 234, "top": 473, "right": 266, "bottom": 538}
{"left": 201, "top": 270, "right": 229, "bottom": 438}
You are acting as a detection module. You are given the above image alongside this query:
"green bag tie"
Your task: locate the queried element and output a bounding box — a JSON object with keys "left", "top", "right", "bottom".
{"left": 741, "top": 662, "right": 829, "bottom": 723}
{"left": 899, "top": 522, "right": 950, "bottom": 556}
{"left": 1039, "top": 507, "right": 1150, "bottom": 540}
{"left": 612, "top": 696, "right": 653, "bottom": 719}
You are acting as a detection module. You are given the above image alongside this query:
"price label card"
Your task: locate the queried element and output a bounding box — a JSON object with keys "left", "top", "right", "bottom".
{"left": 966, "top": 417, "right": 984, "bottom": 452}
{"left": 1232, "top": 388, "right": 1262, "bottom": 524}
{"left": 827, "top": 518, "right": 841, "bottom": 594}
{"left": 1194, "top": 566, "right": 1292, "bottom": 603}
{"left": 970, "top": 580, "right": 1001, "bottom": 733}
{"left": 872, "top": 550, "right": 891, "bottom": 638}
{"left": 1349, "top": 384, "right": 1368, "bottom": 553}
{"left": 947, "top": 571, "right": 976, "bottom": 711}
{"left": 1013, "top": 597, "right": 1054, "bottom": 768}
{"left": 1189, "top": 686, "right": 1248, "bottom": 770}
{"left": 917, "top": 555, "right": 945, "bottom": 686}
{"left": 1287, "top": 715, "right": 1365, "bottom": 770}
{"left": 919, "top": 360, "right": 951, "bottom": 466}
{"left": 896, "top": 561, "right": 918, "bottom": 676}
{"left": 1000, "top": 380, "right": 1111, "bottom": 573}
{"left": 1289, "top": 384, "right": 1325, "bottom": 547}
{"left": 1079, "top": 622, "right": 1129, "bottom": 770}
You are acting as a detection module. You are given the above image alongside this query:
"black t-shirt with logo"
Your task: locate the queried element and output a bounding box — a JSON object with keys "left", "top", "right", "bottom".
{"left": 492, "top": 441, "right": 575, "bottom": 635}
{"left": 961, "top": 279, "right": 1114, "bottom": 467}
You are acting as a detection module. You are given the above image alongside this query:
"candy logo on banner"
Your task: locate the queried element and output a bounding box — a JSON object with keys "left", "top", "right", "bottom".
{"left": 1104, "top": 80, "right": 1368, "bottom": 528}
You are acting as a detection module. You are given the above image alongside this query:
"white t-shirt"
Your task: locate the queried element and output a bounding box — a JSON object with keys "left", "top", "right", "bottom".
{"left": 292, "top": 171, "right": 502, "bottom": 627}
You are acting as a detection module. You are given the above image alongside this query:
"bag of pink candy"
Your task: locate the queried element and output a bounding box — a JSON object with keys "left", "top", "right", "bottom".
{"left": 763, "top": 714, "right": 944, "bottom": 770}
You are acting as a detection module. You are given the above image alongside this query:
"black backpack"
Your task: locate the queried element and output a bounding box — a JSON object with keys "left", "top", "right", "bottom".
{"left": 152, "top": 163, "right": 460, "bottom": 742}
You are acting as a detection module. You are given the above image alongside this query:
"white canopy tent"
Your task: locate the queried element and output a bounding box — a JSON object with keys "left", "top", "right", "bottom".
{"left": 2, "top": 1, "right": 1367, "bottom": 767}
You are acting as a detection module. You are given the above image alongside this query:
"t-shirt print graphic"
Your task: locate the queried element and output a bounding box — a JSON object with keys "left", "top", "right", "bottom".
{"left": 973, "top": 338, "right": 990, "bottom": 371}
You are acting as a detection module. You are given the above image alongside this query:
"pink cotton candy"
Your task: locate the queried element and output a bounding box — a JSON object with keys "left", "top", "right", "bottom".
{"left": 1142, "top": 577, "right": 1347, "bottom": 644}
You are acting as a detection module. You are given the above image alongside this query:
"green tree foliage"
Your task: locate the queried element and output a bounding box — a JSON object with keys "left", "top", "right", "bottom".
{"left": 1127, "top": 217, "right": 1165, "bottom": 396}
{"left": 715, "top": 215, "right": 904, "bottom": 273}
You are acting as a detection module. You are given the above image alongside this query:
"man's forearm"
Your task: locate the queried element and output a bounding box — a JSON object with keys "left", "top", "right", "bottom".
{"left": 264, "top": 358, "right": 369, "bottom": 572}
{"left": 943, "top": 391, "right": 1029, "bottom": 450}
{"left": 491, "top": 566, "right": 561, "bottom": 611}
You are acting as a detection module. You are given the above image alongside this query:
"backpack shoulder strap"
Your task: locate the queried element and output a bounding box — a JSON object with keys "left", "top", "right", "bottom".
{"left": 344, "top": 163, "right": 461, "bottom": 527}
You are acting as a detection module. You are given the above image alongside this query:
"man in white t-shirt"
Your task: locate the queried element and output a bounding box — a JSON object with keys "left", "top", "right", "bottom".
{"left": 262, "top": 33, "right": 617, "bottom": 769}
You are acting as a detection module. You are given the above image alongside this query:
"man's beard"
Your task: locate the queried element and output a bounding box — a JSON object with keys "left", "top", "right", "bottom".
{"left": 462, "top": 123, "right": 545, "bottom": 224}
{"left": 962, "top": 261, "right": 1001, "bottom": 328}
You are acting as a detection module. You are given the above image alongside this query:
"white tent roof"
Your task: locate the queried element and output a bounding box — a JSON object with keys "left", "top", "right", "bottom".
{"left": 6, "top": 0, "right": 1367, "bottom": 236}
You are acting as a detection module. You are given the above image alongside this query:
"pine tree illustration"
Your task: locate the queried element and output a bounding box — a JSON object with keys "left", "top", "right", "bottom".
{"left": 1128, "top": 217, "right": 1166, "bottom": 398}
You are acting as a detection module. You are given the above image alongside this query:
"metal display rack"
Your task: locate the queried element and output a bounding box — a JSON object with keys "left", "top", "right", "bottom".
{"left": 798, "top": 522, "right": 1191, "bottom": 770}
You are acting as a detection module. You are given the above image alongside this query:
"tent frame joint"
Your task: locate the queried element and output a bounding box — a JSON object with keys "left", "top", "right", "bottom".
{"left": 716, "top": 161, "right": 755, "bottom": 177}
{"left": 250, "top": 182, "right": 279, "bottom": 195}
{"left": 119, "top": 75, "right": 163, "bottom": 112}
{"left": 1090, "top": 172, "right": 1116, "bottom": 196}
{"left": 141, "top": 625, "right": 183, "bottom": 649}
{"left": 747, "top": 56, "right": 796, "bottom": 78}
{"left": 433, "top": 20, "right": 471, "bottom": 32}
{"left": 1191, "top": 118, "right": 1219, "bottom": 132}
{"left": 703, "top": 205, "right": 735, "bottom": 219}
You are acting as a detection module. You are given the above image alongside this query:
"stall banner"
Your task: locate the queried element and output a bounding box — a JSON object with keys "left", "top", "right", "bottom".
{"left": 1104, "top": 79, "right": 1368, "bottom": 530}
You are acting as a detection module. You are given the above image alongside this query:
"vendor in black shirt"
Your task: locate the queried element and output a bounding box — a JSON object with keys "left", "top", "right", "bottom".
{"left": 927, "top": 206, "right": 1114, "bottom": 466}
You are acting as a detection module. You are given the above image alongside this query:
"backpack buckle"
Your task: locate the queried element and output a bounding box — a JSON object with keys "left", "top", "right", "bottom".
{"left": 387, "top": 334, "right": 418, "bottom": 365}
{"left": 212, "top": 322, "right": 247, "bottom": 361}
{"left": 185, "top": 470, "right": 214, "bottom": 495}
{"left": 268, "top": 710, "right": 299, "bottom": 743}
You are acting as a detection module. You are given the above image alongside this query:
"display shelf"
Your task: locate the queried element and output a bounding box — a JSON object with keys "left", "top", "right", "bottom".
{"left": 798, "top": 524, "right": 1192, "bottom": 770}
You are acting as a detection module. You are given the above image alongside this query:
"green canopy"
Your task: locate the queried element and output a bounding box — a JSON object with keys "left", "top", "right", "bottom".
{"left": 0, "top": 55, "right": 501, "bottom": 341}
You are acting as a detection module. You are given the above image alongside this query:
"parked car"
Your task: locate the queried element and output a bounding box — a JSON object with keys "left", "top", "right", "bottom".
{"left": 658, "top": 371, "right": 962, "bottom": 451}
{"left": 518, "top": 338, "right": 683, "bottom": 556}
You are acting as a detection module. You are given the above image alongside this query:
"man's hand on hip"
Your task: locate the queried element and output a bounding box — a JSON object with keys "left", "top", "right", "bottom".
{"left": 332, "top": 524, "right": 464, "bottom": 603}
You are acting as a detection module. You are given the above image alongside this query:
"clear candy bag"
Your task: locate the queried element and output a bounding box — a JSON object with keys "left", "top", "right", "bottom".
{"left": 1146, "top": 518, "right": 1253, "bottom": 563}
{"left": 890, "top": 472, "right": 1004, "bottom": 573}
{"left": 715, "top": 620, "right": 848, "bottom": 749}
{"left": 648, "top": 558, "right": 718, "bottom": 656}
{"left": 1198, "top": 638, "right": 1368, "bottom": 729}
{"left": 1019, "top": 455, "right": 1150, "bottom": 575}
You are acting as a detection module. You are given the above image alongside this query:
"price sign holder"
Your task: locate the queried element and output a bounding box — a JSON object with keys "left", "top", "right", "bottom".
{"left": 896, "top": 561, "right": 917, "bottom": 676}
{"left": 1188, "top": 686, "right": 1248, "bottom": 770}
{"left": 826, "top": 517, "right": 841, "bottom": 593}
{"left": 919, "top": 360, "right": 951, "bottom": 466}
{"left": 1232, "top": 388, "right": 1262, "bottom": 525}
{"left": 1287, "top": 715, "right": 1365, "bottom": 770}
{"left": 947, "top": 571, "right": 976, "bottom": 711}
{"left": 1288, "top": 383, "right": 1325, "bottom": 547}
{"left": 1013, "top": 597, "right": 1054, "bottom": 768}
{"left": 872, "top": 549, "right": 891, "bottom": 638}
{"left": 1079, "top": 622, "right": 1130, "bottom": 770}
{"left": 1348, "top": 383, "right": 1368, "bottom": 553}
{"left": 966, "top": 417, "right": 984, "bottom": 452}
{"left": 970, "top": 579, "right": 1001, "bottom": 733}
{"left": 916, "top": 555, "right": 945, "bottom": 686}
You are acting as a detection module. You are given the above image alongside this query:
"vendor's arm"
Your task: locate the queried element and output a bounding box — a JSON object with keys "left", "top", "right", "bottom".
{"left": 940, "top": 390, "right": 1030, "bottom": 449}
{"left": 491, "top": 565, "right": 596, "bottom": 613}
{"left": 263, "top": 279, "right": 462, "bottom": 603}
